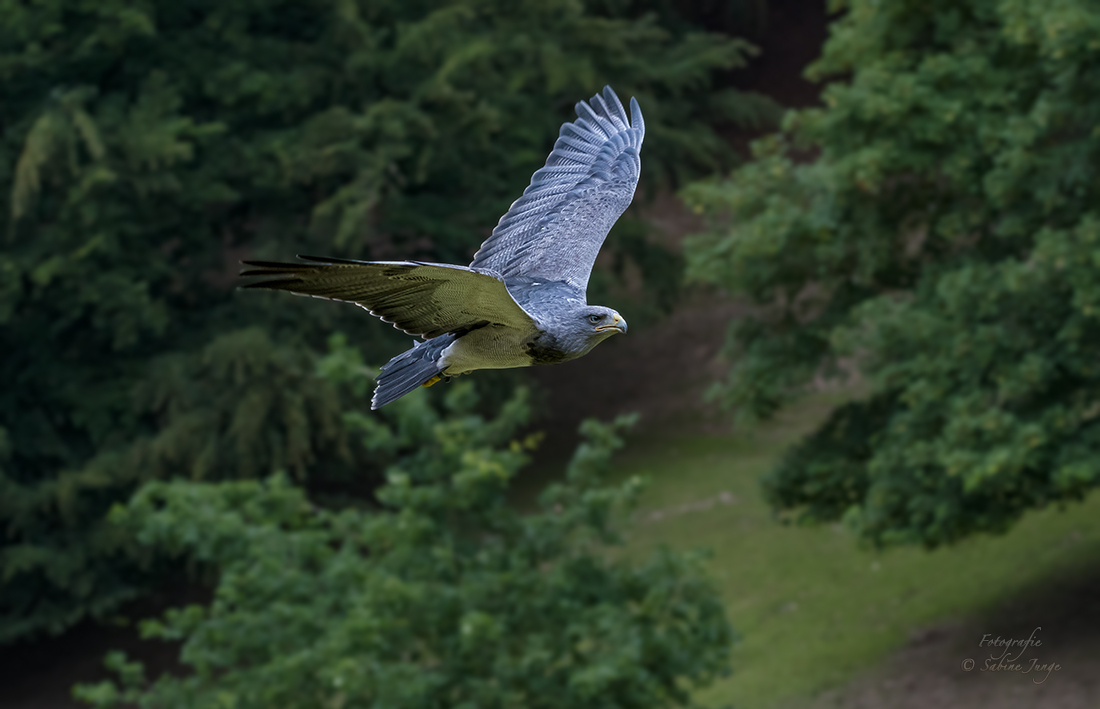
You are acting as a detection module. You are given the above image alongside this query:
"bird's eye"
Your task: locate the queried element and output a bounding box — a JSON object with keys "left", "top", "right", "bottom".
{"left": 588, "top": 314, "right": 602, "bottom": 324}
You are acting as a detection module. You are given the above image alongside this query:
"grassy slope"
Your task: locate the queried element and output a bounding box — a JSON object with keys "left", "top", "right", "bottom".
{"left": 594, "top": 392, "right": 1100, "bottom": 708}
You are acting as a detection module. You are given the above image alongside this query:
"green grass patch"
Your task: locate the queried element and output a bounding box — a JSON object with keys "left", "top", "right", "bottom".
{"left": 590, "top": 392, "right": 1100, "bottom": 708}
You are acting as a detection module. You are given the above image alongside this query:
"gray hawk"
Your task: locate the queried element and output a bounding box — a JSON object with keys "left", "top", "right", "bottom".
{"left": 240, "top": 86, "right": 644, "bottom": 409}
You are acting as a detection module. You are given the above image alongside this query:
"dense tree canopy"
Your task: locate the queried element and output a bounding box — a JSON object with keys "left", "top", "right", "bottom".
{"left": 1, "top": 0, "right": 774, "bottom": 641}
{"left": 684, "top": 0, "right": 1100, "bottom": 547}
{"left": 73, "top": 364, "right": 733, "bottom": 709}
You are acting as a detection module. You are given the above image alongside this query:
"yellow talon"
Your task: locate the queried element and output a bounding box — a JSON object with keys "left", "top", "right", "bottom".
{"left": 422, "top": 375, "right": 442, "bottom": 388}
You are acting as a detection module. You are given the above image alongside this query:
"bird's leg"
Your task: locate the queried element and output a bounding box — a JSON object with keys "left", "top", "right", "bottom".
{"left": 422, "top": 375, "right": 443, "bottom": 388}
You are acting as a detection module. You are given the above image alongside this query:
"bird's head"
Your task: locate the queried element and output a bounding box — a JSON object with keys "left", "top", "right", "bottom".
{"left": 550, "top": 305, "right": 627, "bottom": 359}
{"left": 581, "top": 306, "right": 628, "bottom": 341}
{"left": 548, "top": 304, "right": 628, "bottom": 356}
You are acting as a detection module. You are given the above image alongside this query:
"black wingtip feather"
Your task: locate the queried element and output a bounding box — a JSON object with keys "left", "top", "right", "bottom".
{"left": 238, "top": 277, "right": 307, "bottom": 289}
{"left": 240, "top": 259, "right": 303, "bottom": 270}
{"left": 295, "top": 254, "right": 372, "bottom": 266}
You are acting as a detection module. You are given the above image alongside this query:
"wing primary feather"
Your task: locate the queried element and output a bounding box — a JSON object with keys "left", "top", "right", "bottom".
{"left": 599, "top": 87, "right": 629, "bottom": 130}
{"left": 630, "top": 96, "right": 645, "bottom": 135}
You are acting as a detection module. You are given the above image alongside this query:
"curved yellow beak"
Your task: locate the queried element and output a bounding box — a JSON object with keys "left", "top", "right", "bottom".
{"left": 595, "top": 313, "right": 628, "bottom": 334}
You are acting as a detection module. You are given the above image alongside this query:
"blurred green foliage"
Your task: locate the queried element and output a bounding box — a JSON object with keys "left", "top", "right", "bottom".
{"left": 1, "top": 0, "right": 774, "bottom": 642}
{"left": 73, "top": 377, "right": 732, "bottom": 709}
{"left": 683, "top": 0, "right": 1100, "bottom": 546}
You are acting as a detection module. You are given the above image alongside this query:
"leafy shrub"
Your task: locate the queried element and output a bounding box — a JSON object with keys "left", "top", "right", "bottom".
{"left": 74, "top": 380, "right": 733, "bottom": 708}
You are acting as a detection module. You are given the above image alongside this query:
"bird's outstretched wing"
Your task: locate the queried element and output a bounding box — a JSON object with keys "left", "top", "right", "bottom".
{"left": 240, "top": 256, "right": 536, "bottom": 339}
{"left": 469, "top": 85, "right": 644, "bottom": 293}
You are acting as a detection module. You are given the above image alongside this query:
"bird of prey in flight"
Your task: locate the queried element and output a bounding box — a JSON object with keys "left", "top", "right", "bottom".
{"left": 241, "top": 86, "right": 644, "bottom": 409}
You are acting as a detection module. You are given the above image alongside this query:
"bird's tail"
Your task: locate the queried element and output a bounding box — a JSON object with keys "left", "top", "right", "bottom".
{"left": 371, "top": 335, "right": 455, "bottom": 409}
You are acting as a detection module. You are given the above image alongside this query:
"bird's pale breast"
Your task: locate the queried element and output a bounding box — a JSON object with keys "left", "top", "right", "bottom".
{"left": 438, "top": 325, "right": 537, "bottom": 375}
